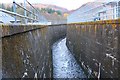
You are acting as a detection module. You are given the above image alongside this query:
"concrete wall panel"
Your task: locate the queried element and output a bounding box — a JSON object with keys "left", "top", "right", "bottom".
{"left": 66, "top": 20, "right": 120, "bottom": 78}
{"left": 1, "top": 24, "right": 67, "bottom": 78}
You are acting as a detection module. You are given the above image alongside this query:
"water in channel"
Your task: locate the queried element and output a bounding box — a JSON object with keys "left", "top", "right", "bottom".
{"left": 52, "top": 38, "right": 87, "bottom": 78}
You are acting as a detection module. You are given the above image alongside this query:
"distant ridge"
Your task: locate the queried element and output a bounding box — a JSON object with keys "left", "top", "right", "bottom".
{"left": 2, "top": 3, "right": 69, "bottom": 13}
{"left": 32, "top": 3, "right": 69, "bottom": 13}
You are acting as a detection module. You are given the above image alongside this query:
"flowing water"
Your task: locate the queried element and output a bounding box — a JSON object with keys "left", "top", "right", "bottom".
{"left": 52, "top": 38, "right": 87, "bottom": 78}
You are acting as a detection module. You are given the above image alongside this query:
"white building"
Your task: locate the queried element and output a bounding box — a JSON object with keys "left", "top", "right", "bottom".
{"left": 98, "top": 0, "right": 120, "bottom": 20}
{"left": 67, "top": 0, "right": 120, "bottom": 23}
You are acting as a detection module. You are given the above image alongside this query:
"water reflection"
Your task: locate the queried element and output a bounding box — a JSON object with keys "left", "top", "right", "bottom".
{"left": 52, "top": 38, "right": 86, "bottom": 78}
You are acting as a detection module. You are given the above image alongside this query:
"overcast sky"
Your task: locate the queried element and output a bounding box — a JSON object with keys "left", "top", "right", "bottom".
{"left": 0, "top": 0, "right": 95, "bottom": 10}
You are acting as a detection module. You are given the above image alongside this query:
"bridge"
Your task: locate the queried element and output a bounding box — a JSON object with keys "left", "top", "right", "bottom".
{"left": 0, "top": 0, "right": 120, "bottom": 79}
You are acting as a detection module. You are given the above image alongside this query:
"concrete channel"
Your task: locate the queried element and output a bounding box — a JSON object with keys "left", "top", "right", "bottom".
{"left": 52, "top": 38, "right": 86, "bottom": 78}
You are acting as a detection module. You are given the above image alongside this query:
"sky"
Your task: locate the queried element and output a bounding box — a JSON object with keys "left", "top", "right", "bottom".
{"left": 0, "top": 0, "right": 95, "bottom": 10}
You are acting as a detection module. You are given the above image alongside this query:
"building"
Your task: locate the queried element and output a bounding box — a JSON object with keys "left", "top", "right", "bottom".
{"left": 118, "top": 1, "right": 120, "bottom": 18}
{"left": 98, "top": 0, "right": 120, "bottom": 20}
{"left": 67, "top": 0, "right": 120, "bottom": 23}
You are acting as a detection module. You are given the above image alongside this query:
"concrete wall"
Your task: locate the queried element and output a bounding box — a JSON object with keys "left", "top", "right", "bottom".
{"left": 118, "top": 1, "right": 120, "bottom": 19}
{"left": 0, "top": 26, "right": 2, "bottom": 79}
{"left": 1, "top": 24, "right": 67, "bottom": 78}
{"left": 66, "top": 20, "right": 120, "bottom": 78}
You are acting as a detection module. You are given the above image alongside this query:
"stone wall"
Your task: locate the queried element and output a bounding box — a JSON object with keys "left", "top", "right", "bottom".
{"left": 1, "top": 24, "right": 67, "bottom": 78}
{"left": 66, "top": 20, "right": 120, "bottom": 78}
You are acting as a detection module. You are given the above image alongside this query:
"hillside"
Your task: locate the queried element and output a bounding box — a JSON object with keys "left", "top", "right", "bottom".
{"left": 32, "top": 3, "right": 69, "bottom": 13}
{"left": 1, "top": 3, "right": 69, "bottom": 13}
{"left": 41, "top": 13, "right": 67, "bottom": 24}
{"left": 0, "top": 3, "right": 69, "bottom": 24}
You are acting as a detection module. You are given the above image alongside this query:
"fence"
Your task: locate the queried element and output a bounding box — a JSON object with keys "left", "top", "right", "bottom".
{"left": 0, "top": 0, "right": 47, "bottom": 24}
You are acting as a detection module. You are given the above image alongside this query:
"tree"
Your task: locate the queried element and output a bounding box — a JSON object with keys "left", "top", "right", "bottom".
{"left": 6, "top": 6, "right": 12, "bottom": 12}
{"left": 0, "top": 4, "right": 2, "bottom": 8}
{"left": 56, "top": 10, "right": 62, "bottom": 15}
{"left": 40, "top": 8, "right": 62, "bottom": 16}
{"left": 1, "top": 3, "right": 5, "bottom": 9}
{"left": 16, "top": 7, "right": 24, "bottom": 15}
{"left": 41, "top": 8, "right": 46, "bottom": 13}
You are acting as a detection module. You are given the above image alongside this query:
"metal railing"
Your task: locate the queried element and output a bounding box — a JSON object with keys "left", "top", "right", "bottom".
{"left": 0, "top": 8, "right": 38, "bottom": 21}
{"left": 0, "top": 0, "right": 47, "bottom": 24}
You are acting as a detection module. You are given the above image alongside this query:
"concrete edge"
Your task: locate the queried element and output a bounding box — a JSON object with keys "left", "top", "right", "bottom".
{"left": 67, "top": 19, "right": 120, "bottom": 25}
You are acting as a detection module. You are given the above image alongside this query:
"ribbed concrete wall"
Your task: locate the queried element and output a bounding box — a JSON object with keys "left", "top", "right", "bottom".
{"left": 66, "top": 20, "right": 120, "bottom": 78}
{"left": 1, "top": 24, "right": 67, "bottom": 78}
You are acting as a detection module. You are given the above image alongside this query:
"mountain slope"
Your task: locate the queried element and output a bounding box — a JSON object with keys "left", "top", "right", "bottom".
{"left": 32, "top": 3, "right": 69, "bottom": 12}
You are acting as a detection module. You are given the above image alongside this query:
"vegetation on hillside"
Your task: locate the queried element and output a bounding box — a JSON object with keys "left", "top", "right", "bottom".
{"left": 40, "top": 8, "right": 62, "bottom": 15}
{"left": 0, "top": 3, "right": 67, "bottom": 24}
{"left": 0, "top": 4, "right": 62, "bottom": 16}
